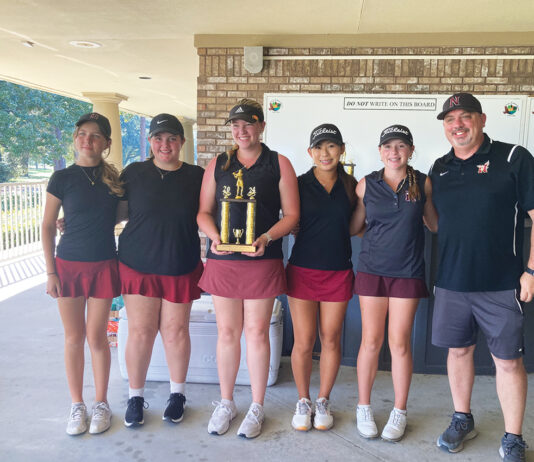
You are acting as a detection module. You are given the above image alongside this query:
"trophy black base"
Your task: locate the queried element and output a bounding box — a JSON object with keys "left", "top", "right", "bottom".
{"left": 216, "top": 244, "right": 256, "bottom": 253}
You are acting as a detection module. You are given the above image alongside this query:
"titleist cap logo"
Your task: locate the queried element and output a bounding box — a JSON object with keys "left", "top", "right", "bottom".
{"left": 309, "top": 123, "right": 344, "bottom": 147}
{"left": 312, "top": 127, "right": 337, "bottom": 138}
{"left": 381, "top": 126, "right": 409, "bottom": 137}
{"left": 378, "top": 124, "right": 413, "bottom": 146}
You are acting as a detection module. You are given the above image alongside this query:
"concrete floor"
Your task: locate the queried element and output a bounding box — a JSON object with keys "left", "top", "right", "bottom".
{"left": 0, "top": 282, "right": 532, "bottom": 462}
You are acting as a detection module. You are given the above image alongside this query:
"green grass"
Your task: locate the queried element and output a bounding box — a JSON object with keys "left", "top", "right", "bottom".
{"left": 10, "top": 167, "right": 53, "bottom": 183}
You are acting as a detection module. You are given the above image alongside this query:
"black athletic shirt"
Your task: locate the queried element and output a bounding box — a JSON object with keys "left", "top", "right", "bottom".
{"left": 207, "top": 143, "right": 282, "bottom": 261}
{"left": 289, "top": 168, "right": 353, "bottom": 271}
{"left": 47, "top": 164, "right": 119, "bottom": 262}
{"left": 429, "top": 134, "right": 534, "bottom": 292}
{"left": 118, "top": 160, "right": 204, "bottom": 275}
{"left": 357, "top": 169, "right": 427, "bottom": 279}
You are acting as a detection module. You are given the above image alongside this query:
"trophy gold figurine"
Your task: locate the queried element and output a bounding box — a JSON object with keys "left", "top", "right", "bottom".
{"left": 216, "top": 170, "right": 257, "bottom": 252}
{"left": 340, "top": 151, "right": 356, "bottom": 177}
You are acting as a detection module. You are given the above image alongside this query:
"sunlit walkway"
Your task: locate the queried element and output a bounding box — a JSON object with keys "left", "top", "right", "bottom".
{"left": 0, "top": 281, "right": 533, "bottom": 461}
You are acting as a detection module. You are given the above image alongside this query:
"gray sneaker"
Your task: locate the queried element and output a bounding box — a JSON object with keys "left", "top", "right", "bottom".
{"left": 89, "top": 401, "right": 112, "bottom": 434}
{"left": 66, "top": 402, "right": 88, "bottom": 436}
{"left": 237, "top": 403, "right": 265, "bottom": 439}
{"left": 437, "top": 412, "right": 477, "bottom": 453}
{"left": 499, "top": 433, "right": 528, "bottom": 462}
{"left": 208, "top": 400, "right": 237, "bottom": 435}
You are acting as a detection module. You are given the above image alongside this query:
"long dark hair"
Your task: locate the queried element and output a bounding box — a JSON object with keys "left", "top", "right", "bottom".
{"left": 337, "top": 163, "right": 357, "bottom": 210}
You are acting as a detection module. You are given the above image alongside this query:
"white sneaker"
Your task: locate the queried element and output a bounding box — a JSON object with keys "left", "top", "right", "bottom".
{"left": 89, "top": 401, "right": 112, "bottom": 434}
{"left": 208, "top": 400, "right": 237, "bottom": 435}
{"left": 356, "top": 405, "right": 378, "bottom": 439}
{"left": 291, "top": 398, "right": 312, "bottom": 431}
{"left": 314, "top": 397, "right": 334, "bottom": 431}
{"left": 381, "top": 408, "right": 407, "bottom": 442}
{"left": 237, "top": 403, "right": 265, "bottom": 439}
{"left": 66, "top": 402, "right": 88, "bottom": 436}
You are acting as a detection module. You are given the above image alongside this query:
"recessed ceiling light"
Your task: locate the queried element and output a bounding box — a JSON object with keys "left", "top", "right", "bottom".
{"left": 21, "top": 40, "right": 35, "bottom": 48}
{"left": 69, "top": 40, "right": 102, "bottom": 49}
{"left": 138, "top": 76, "right": 152, "bottom": 80}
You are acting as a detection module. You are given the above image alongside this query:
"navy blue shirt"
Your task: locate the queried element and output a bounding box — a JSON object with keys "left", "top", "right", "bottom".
{"left": 118, "top": 160, "right": 204, "bottom": 276}
{"left": 289, "top": 168, "right": 353, "bottom": 271}
{"left": 430, "top": 134, "right": 534, "bottom": 292}
{"left": 357, "top": 169, "right": 427, "bottom": 279}
{"left": 47, "top": 164, "right": 119, "bottom": 262}
{"left": 207, "top": 143, "right": 283, "bottom": 261}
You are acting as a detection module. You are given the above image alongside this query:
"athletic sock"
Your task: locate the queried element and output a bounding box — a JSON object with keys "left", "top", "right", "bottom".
{"left": 170, "top": 381, "right": 185, "bottom": 394}
{"left": 129, "top": 387, "right": 144, "bottom": 399}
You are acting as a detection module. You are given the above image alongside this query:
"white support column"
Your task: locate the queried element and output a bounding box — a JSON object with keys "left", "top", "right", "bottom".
{"left": 179, "top": 117, "right": 196, "bottom": 164}
{"left": 82, "top": 92, "right": 128, "bottom": 169}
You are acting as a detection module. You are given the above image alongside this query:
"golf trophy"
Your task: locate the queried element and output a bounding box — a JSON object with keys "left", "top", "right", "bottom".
{"left": 216, "top": 168, "right": 257, "bottom": 252}
{"left": 341, "top": 151, "right": 356, "bottom": 177}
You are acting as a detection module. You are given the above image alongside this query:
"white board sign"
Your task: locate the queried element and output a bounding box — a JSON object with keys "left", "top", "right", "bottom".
{"left": 525, "top": 97, "right": 534, "bottom": 155}
{"left": 263, "top": 94, "right": 527, "bottom": 178}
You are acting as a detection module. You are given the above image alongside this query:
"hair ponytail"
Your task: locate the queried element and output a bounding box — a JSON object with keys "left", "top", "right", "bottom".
{"left": 337, "top": 163, "right": 357, "bottom": 210}
{"left": 222, "top": 144, "right": 239, "bottom": 171}
{"left": 98, "top": 158, "right": 124, "bottom": 197}
{"left": 406, "top": 165, "right": 420, "bottom": 202}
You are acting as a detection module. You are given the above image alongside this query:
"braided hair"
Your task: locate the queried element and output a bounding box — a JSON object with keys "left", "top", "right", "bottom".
{"left": 405, "top": 165, "right": 420, "bottom": 202}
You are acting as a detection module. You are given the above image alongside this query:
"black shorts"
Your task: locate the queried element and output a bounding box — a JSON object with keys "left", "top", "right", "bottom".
{"left": 432, "top": 287, "right": 525, "bottom": 360}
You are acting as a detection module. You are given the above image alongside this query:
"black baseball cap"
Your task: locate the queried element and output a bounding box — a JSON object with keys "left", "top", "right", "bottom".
{"left": 309, "top": 123, "right": 344, "bottom": 148}
{"left": 225, "top": 104, "right": 264, "bottom": 124}
{"left": 379, "top": 124, "right": 413, "bottom": 146}
{"left": 149, "top": 113, "right": 184, "bottom": 137}
{"left": 76, "top": 112, "right": 111, "bottom": 138}
{"left": 437, "top": 92, "right": 483, "bottom": 120}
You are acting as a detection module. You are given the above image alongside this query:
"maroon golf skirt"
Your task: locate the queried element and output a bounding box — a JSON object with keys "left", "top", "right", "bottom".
{"left": 286, "top": 263, "right": 354, "bottom": 302}
{"left": 199, "top": 258, "right": 286, "bottom": 299}
{"left": 119, "top": 261, "right": 203, "bottom": 303}
{"left": 354, "top": 271, "right": 429, "bottom": 298}
{"left": 55, "top": 257, "right": 121, "bottom": 299}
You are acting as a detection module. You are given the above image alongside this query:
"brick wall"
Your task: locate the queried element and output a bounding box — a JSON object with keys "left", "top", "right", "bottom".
{"left": 196, "top": 46, "right": 534, "bottom": 167}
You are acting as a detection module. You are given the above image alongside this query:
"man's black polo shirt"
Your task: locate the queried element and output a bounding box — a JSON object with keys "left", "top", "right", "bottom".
{"left": 429, "top": 134, "right": 534, "bottom": 292}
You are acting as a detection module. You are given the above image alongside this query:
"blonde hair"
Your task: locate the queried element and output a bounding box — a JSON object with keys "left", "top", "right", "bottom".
{"left": 73, "top": 125, "right": 124, "bottom": 197}
{"left": 223, "top": 99, "right": 264, "bottom": 172}
{"left": 406, "top": 165, "right": 421, "bottom": 202}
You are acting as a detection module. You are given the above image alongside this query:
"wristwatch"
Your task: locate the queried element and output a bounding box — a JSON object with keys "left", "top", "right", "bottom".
{"left": 526, "top": 267, "right": 534, "bottom": 276}
{"left": 262, "top": 232, "right": 273, "bottom": 247}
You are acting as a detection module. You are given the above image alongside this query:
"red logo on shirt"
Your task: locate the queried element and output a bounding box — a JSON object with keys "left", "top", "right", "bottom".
{"left": 477, "top": 160, "right": 490, "bottom": 174}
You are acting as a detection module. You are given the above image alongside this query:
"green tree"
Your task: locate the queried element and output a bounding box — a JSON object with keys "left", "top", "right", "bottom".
{"left": 120, "top": 112, "right": 150, "bottom": 166}
{"left": 0, "top": 81, "right": 90, "bottom": 175}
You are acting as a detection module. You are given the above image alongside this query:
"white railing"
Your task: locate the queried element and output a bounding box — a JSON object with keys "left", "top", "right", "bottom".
{"left": 0, "top": 181, "right": 47, "bottom": 261}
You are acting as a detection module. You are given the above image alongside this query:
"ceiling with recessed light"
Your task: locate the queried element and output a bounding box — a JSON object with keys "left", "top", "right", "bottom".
{"left": 1, "top": 0, "right": 534, "bottom": 119}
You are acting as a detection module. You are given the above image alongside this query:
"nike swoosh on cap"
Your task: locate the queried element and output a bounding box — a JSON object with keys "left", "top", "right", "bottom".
{"left": 157, "top": 119, "right": 168, "bottom": 124}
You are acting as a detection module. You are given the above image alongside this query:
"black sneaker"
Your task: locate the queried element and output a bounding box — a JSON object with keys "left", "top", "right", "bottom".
{"left": 499, "top": 434, "right": 528, "bottom": 462}
{"left": 436, "top": 412, "right": 477, "bottom": 453}
{"left": 163, "top": 393, "right": 186, "bottom": 423}
{"left": 124, "top": 397, "right": 147, "bottom": 427}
